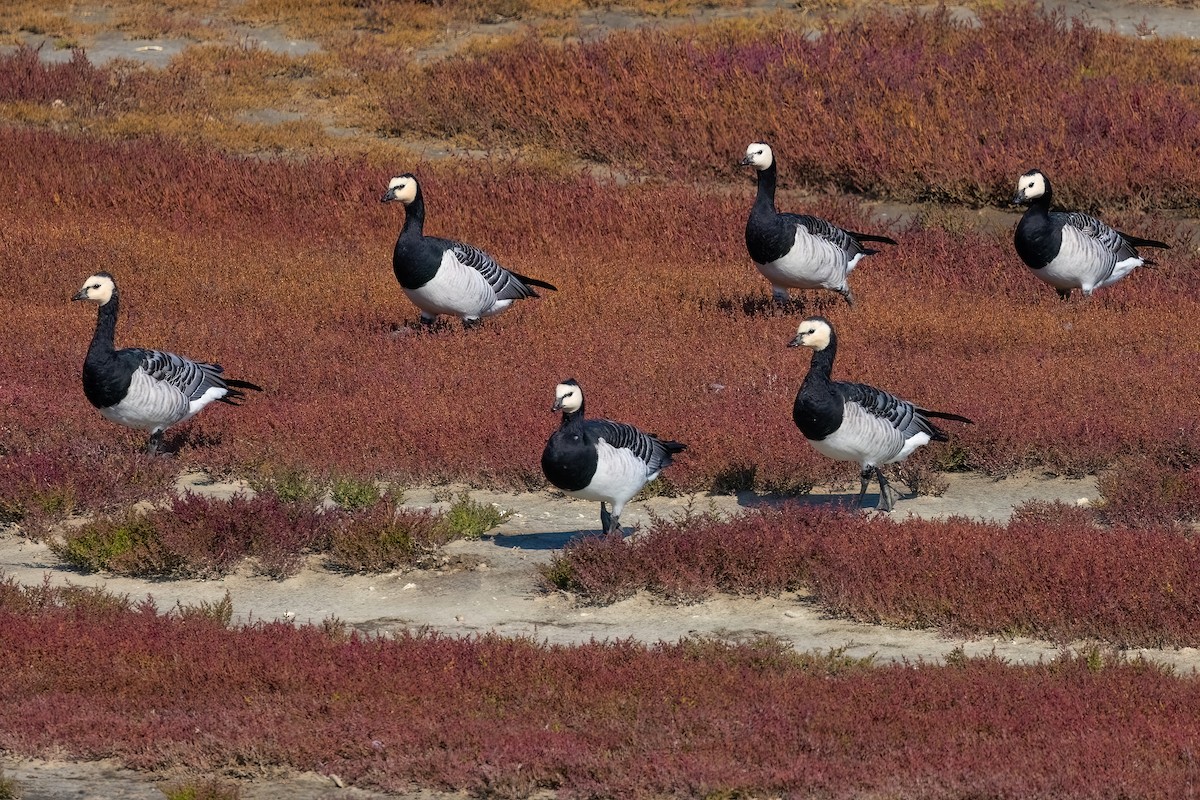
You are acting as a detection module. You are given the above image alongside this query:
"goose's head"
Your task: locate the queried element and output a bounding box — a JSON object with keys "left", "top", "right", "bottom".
{"left": 1012, "top": 169, "right": 1048, "bottom": 206}
{"left": 72, "top": 272, "right": 116, "bottom": 305}
{"left": 552, "top": 379, "right": 583, "bottom": 414}
{"left": 740, "top": 142, "right": 774, "bottom": 171}
{"left": 788, "top": 316, "right": 833, "bottom": 351}
{"left": 381, "top": 174, "right": 418, "bottom": 205}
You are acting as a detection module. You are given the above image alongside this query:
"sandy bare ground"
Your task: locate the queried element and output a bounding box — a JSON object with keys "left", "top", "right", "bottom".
{"left": 5, "top": 470, "right": 1193, "bottom": 670}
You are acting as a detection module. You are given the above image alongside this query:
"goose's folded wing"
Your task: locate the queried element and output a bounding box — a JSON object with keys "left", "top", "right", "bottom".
{"left": 135, "top": 349, "right": 227, "bottom": 402}
{"left": 451, "top": 242, "right": 536, "bottom": 300}
{"left": 784, "top": 214, "right": 863, "bottom": 254}
{"left": 587, "top": 419, "right": 675, "bottom": 472}
{"left": 1060, "top": 211, "right": 1138, "bottom": 261}
{"left": 839, "top": 381, "right": 936, "bottom": 439}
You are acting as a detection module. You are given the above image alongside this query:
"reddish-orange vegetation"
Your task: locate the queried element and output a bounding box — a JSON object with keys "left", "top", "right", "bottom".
{"left": 2, "top": 126, "right": 1196, "bottom": 495}
{"left": 543, "top": 501, "right": 1200, "bottom": 648}
{"left": 386, "top": 4, "right": 1200, "bottom": 208}
{"left": 2, "top": 579, "right": 1200, "bottom": 798}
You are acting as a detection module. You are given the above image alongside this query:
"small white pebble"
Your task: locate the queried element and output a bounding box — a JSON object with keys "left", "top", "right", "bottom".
{"left": 783, "top": 611, "right": 800, "bottom": 618}
{"left": 1076, "top": 498, "right": 1092, "bottom": 507}
{"left": 402, "top": 582, "right": 417, "bottom": 590}
{"left": 283, "top": 611, "right": 295, "bottom": 620}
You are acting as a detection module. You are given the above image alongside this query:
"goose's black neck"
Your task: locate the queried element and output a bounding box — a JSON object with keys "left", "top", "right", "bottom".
{"left": 392, "top": 188, "right": 439, "bottom": 290}
{"left": 805, "top": 333, "right": 837, "bottom": 383}
{"left": 753, "top": 162, "right": 778, "bottom": 213}
{"left": 400, "top": 190, "right": 426, "bottom": 240}
{"left": 1014, "top": 179, "right": 1058, "bottom": 272}
{"left": 88, "top": 294, "right": 119, "bottom": 359}
{"left": 81, "top": 294, "right": 132, "bottom": 409}
{"left": 746, "top": 161, "right": 794, "bottom": 265}
{"left": 793, "top": 333, "right": 843, "bottom": 441}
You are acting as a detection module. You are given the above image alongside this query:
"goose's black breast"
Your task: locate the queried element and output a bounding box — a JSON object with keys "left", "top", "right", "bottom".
{"left": 1014, "top": 212, "right": 1062, "bottom": 271}
{"left": 392, "top": 236, "right": 445, "bottom": 290}
{"left": 793, "top": 380, "right": 844, "bottom": 441}
{"left": 82, "top": 350, "right": 139, "bottom": 409}
{"left": 542, "top": 428, "right": 598, "bottom": 492}
{"left": 746, "top": 210, "right": 797, "bottom": 265}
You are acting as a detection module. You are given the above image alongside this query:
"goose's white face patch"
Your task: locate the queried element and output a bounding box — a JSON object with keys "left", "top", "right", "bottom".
{"left": 76, "top": 274, "right": 115, "bottom": 305}
{"left": 793, "top": 317, "right": 832, "bottom": 351}
{"left": 743, "top": 142, "right": 774, "bottom": 171}
{"left": 387, "top": 176, "right": 418, "bottom": 205}
{"left": 555, "top": 382, "right": 583, "bottom": 414}
{"left": 1015, "top": 171, "right": 1046, "bottom": 202}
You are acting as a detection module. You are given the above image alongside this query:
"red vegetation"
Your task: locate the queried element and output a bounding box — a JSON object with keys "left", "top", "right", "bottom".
{"left": 3, "top": 126, "right": 1197, "bottom": 494}
{"left": 544, "top": 502, "right": 1200, "bottom": 648}
{"left": 2, "top": 580, "right": 1200, "bottom": 798}
{"left": 386, "top": 4, "right": 1200, "bottom": 208}
{"left": 51, "top": 492, "right": 454, "bottom": 578}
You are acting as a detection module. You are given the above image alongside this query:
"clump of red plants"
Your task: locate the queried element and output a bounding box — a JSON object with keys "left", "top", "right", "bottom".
{"left": 543, "top": 500, "right": 1200, "bottom": 648}
{"left": 1, "top": 576, "right": 1199, "bottom": 798}
{"left": 386, "top": 3, "right": 1200, "bottom": 209}
{"left": 4, "top": 127, "right": 1198, "bottom": 494}
{"left": 1096, "top": 445, "right": 1200, "bottom": 528}
{"left": 0, "top": 445, "right": 175, "bottom": 532}
{"left": 50, "top": 491, "right": 454, "bottom": 578}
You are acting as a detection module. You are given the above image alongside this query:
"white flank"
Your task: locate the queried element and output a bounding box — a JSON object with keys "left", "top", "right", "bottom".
{"left": 404, "top": 250, "right": 497, "bottom": 320}
{"left": 559, "top": 440, "right": 650, "bottom": 518}
{"left": 98, "top": 368, "right": 190, "bottom": 433}
{"left": 756, "top": 229, "right": 849, "bottom": 292}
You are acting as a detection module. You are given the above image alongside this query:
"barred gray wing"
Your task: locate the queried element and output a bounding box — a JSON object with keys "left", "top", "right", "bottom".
{"left": 838, "top": 381, "right": 938, "bottom": 440}
{"left": 451, "top": 242, "right": 536, "bottom": 300}
{"left": 136, "top": 348, "right": 228, "bottom": 402}
{"left": 587, "top": 419, "right": 675, "bottom": 472}
{"left": 1059, "top": 211, "right": 1138, "bottom": 262}
{"left": 785, "top": 214, "right": 864, "bottom": 255}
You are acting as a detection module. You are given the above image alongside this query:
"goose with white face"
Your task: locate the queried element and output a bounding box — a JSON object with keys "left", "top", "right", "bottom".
{"left": 73, "top": 272, "right": 260, "bottom": 454}
{"left": 384, "top": 172, "right": 557, "bottom": 326}
{"left": 1011, "top": 168, "right": 1169, "bottom": 299}
{"left": 381, "top": 175, "right": 418, "bottom": 205}
{"left": 541, "top": 379, "right": 686, "bottom": 535}
{"left": 740, "top": 142, "right": 774, "bottom": 171}
{"left": 789, "top": 315, "right": 971, "bottom": 512}
{"left": 742, "top": 142, "right": 896, "bottom": 307}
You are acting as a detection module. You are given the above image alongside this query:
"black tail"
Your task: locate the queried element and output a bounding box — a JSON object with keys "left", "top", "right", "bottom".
{"left": 922, "top": 409, "right": 973, "bottom": 425}
{"left": 661, "top": 440, "right": 687, "bottom": 455}
{"left": 514, "top": 272, "right": 558, "bottom": 292}
{"left": 221, "top": 378, "right": 263, "bottom": 405}
{"left": 848, "top": 231, "right": 898, "bottom": 246}
{"left": 1121, "top": 232, "right": 1170, "bottom": 250}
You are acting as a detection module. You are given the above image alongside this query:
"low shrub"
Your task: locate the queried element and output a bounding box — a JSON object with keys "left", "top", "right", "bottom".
{"left": 1097, "top": 452, "right": 1200, "bottom": 528}
{"left": 329, "top": 474, "right": 388, "bottom": 511}
{"left": 0, "top": 447, "right": 174, "bottom": 535}
{"left": 327, "top": 501, "right": 451, "bottom": 572}
{"left": 0, "top": 599, "right": 1199, "bottom": 798}
{"left": 47, "top": 491, "right": 463, "bottom": 578}
{"left": 442, "top": 492, "right": 511, "bottom": 539}
{"left": 160, "top": 777, "right": 241, "bottom": 800}
{"left": 543, "top": 502, "right": 1200, "bottom": 647}
{"left": 50, "top": 491, "right": 337, "bottom": 579}
{"left": 0, "top": 768, "right": 19, "bottom": 800}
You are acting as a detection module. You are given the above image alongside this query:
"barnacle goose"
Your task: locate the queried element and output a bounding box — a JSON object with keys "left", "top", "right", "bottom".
{"left": 381, "top": 173, "right": 556, "bottom": 326}
{"left": 789, "top": 317, "right": 971, "bottom": 512}
{"left": 73, "top": 272, "right": 261, "bottom": 454}
{"left": 1012, "top": 169, "right": 1169, "bottom": 299}
{"left": 742, "top": 143, "right": 896, "bottom": 307}
{"left": 541, "top": 379, "right": 686, "bottom": 535}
